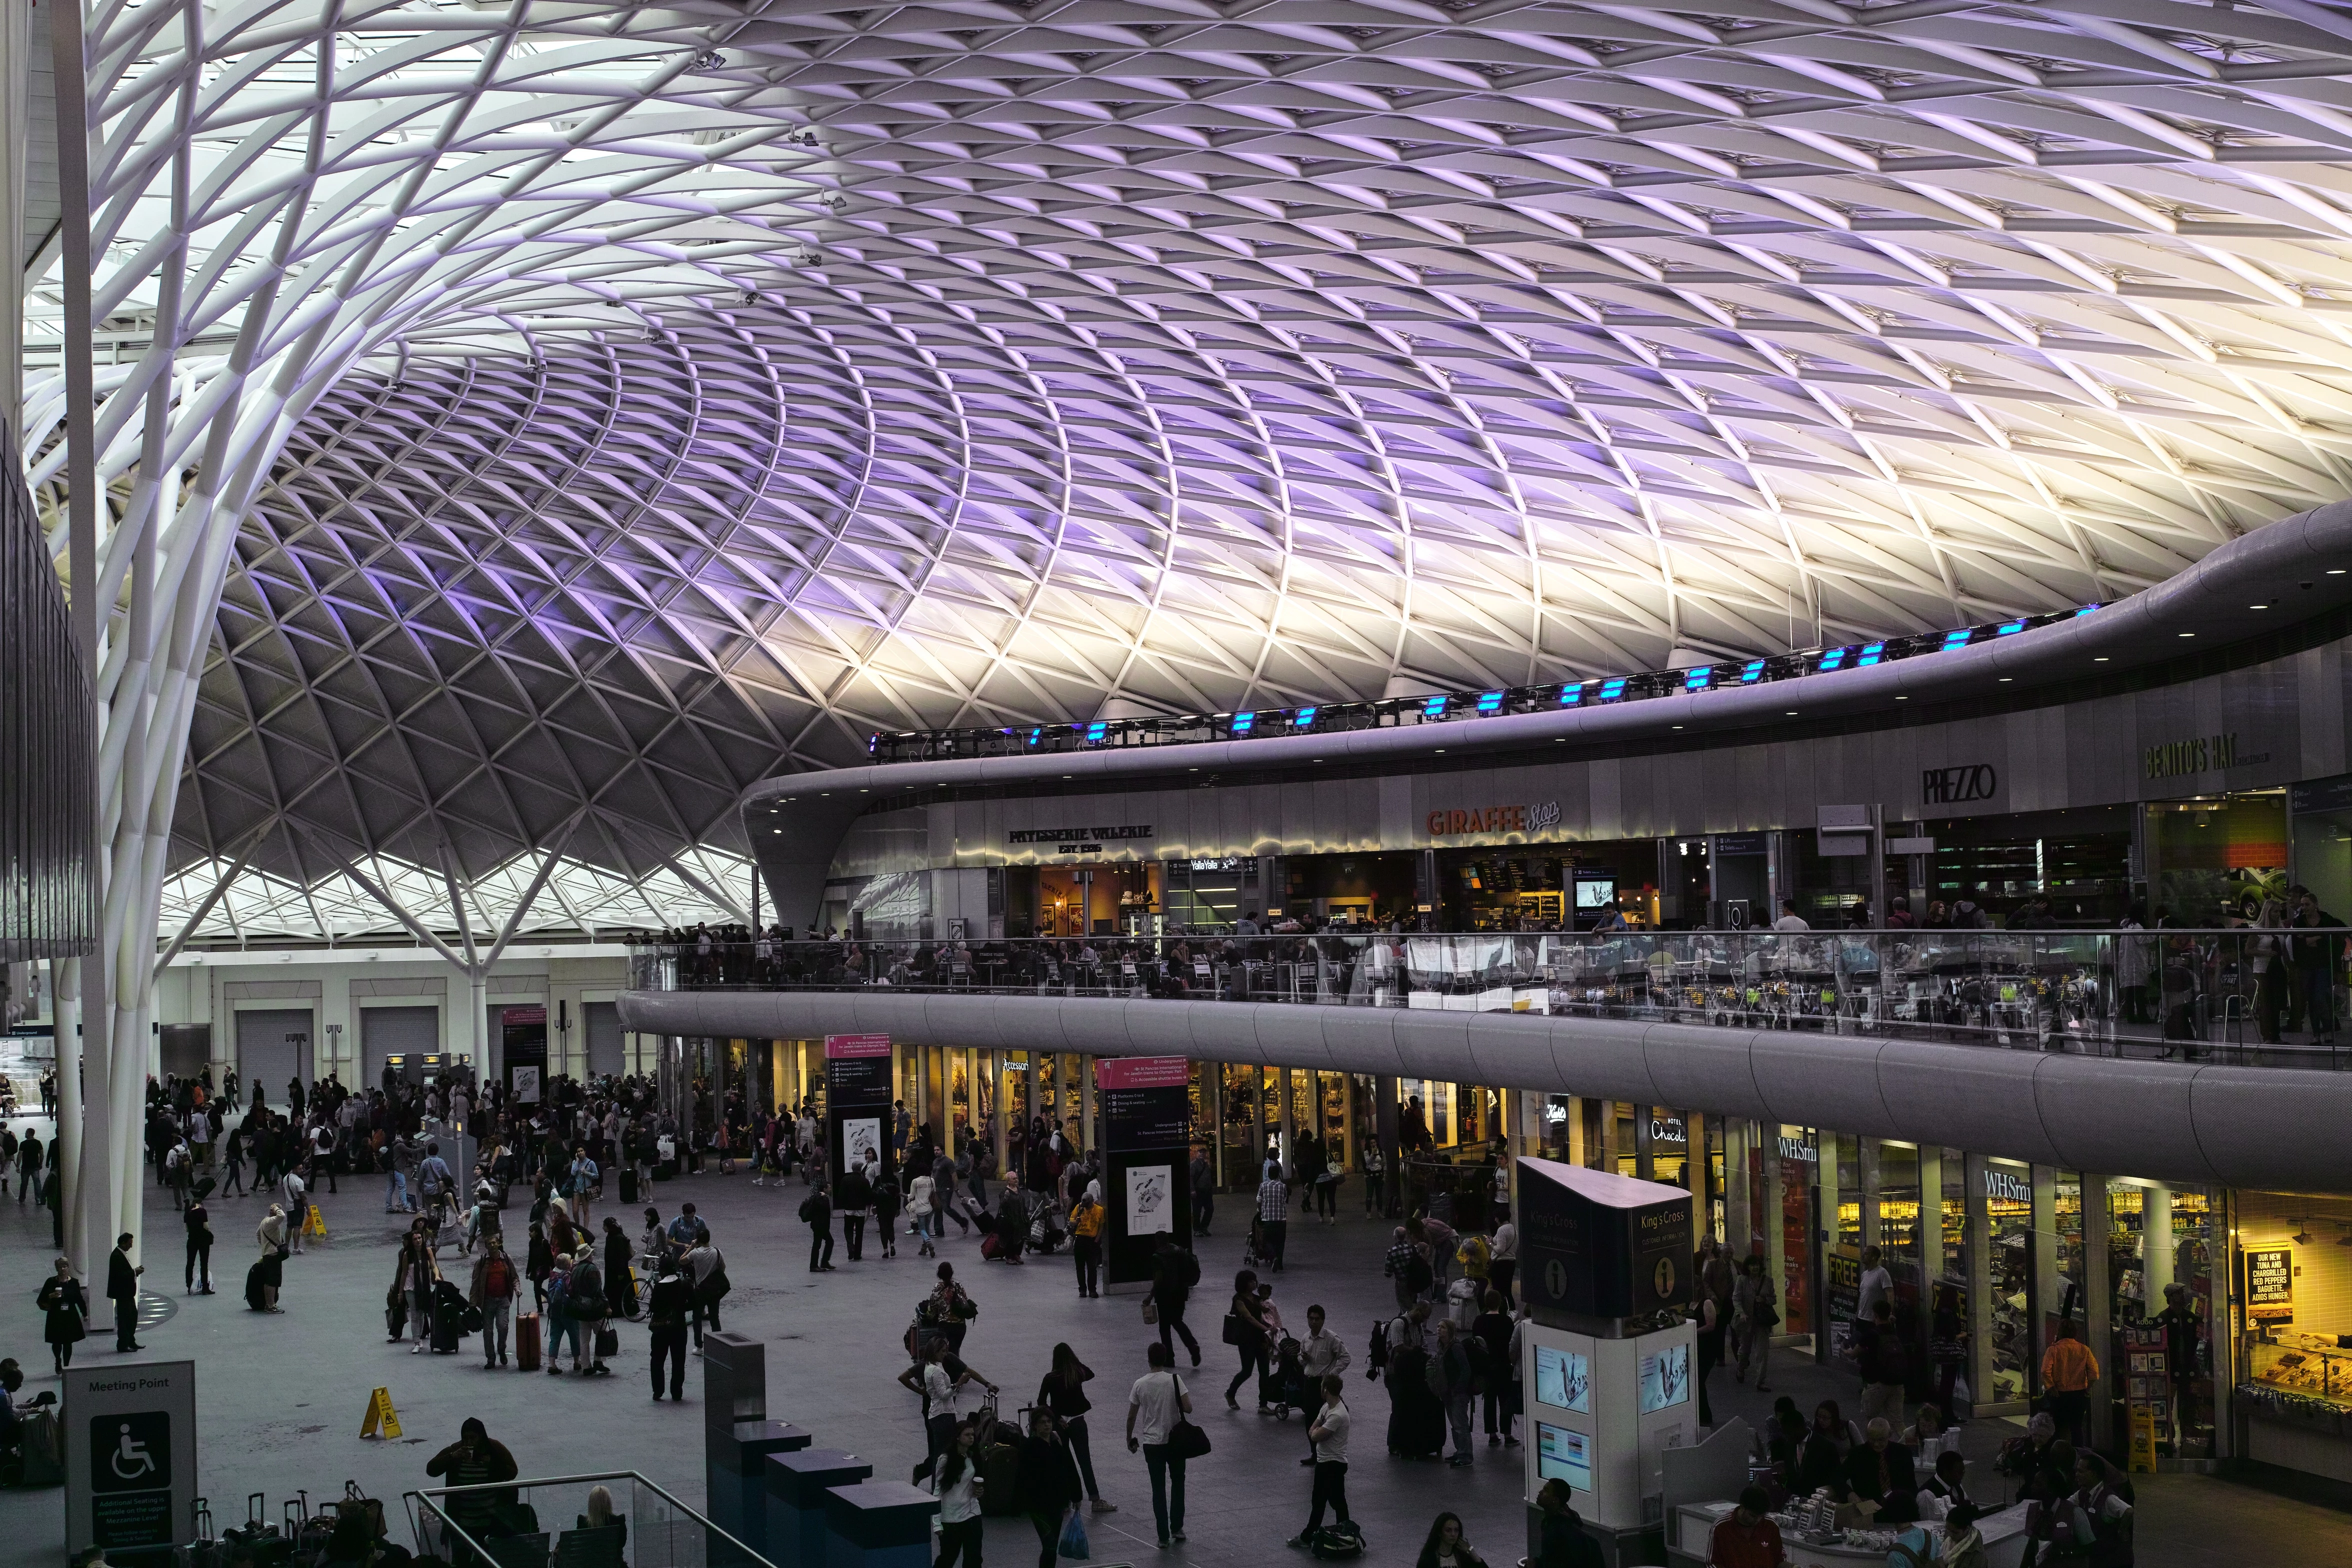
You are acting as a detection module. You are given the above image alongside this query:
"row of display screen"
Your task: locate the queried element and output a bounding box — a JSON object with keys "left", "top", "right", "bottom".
{"left": 1531, "top": 1342, "right": 1688, "bottom": 1495}
{"left": 1532, "top": 1342, "right": 1688, "bottom": 1416}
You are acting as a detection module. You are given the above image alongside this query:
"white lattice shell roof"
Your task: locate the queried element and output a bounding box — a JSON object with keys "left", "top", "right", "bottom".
{"left": 33, "top": 0, "right": 2352, "bottom": 938}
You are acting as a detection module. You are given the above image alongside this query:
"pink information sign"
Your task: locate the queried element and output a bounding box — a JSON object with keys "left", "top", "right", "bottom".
{"left": 824, "top": 1033, "right": 892, "bottom": 1058}
{"left": 1094, "top": 1056, "right": 1190, "bottom": 1090}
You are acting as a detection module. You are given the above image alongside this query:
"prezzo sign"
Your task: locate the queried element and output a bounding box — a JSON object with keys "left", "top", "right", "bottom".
{"left": 1427, "top": 800, "right": 1562, "bottom": 836}
{"left": 1922, "top": 764, "right": 1998, "bottom": 805}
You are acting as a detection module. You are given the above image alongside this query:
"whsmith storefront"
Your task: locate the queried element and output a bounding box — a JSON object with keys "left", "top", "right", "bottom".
{"left": 804, "top": 634, "right": 2352, "bottom": 940}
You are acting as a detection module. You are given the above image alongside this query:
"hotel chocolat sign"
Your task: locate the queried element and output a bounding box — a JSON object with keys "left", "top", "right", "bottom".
{"left": 1922, "top": 764, "right": 1998, "bottom": 806}
{"left": 1427, "top": 800, "right": 1562, "bottom": 836}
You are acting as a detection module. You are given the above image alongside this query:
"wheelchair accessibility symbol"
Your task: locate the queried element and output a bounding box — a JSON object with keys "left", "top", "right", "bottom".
{"left": 89, "top": 1411, "right": 171, "bottom": 1494}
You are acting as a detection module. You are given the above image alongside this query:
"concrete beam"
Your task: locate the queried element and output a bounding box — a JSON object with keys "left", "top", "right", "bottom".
{"left": 617, "top": 989, "right": 2352, "bottom": 1193}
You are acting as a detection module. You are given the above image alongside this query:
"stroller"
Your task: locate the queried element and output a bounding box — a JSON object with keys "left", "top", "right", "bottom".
{"left": 1244, "top": 1213, "right": 1275, "bottom": 1272}
{"left": 1026, "top": 1194, "right": 1068, "bottom": 1256}
{"left": 1266, "top": 1333, "right": 1311, "bottom": 1420}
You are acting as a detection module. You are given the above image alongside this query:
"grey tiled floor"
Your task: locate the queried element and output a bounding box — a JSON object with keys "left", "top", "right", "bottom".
{"left": 2, "top": 1132, "right": 2346, "bottom": 1566}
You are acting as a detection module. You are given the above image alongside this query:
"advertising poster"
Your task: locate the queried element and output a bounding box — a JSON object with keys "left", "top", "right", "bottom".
{"left": 1536, "top": 1422, "right": 1592, "bottom": 1492}
{"left": 1534, "top": 1344, "right": 1590, "bottom": 1413}
{"left": 1638, "top": 1342, "right": 1690, "bottom": 1414}
{"left": 2248, "top": 1248, "right": 2294, "bottom": 1322}
{"left": 841, "top": 1116, "right": 882, "bottom": 1174}
{"left": 501, "top": 1004, "right": 547, "bottom": 1104}
{"left": 1125, "top": 1166, "right": 1174, "bottom": 1236}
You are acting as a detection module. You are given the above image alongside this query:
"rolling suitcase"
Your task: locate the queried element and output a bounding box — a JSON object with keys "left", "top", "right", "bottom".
{"left": 514, "top": 1310, "right": 542, "bottom": 1371}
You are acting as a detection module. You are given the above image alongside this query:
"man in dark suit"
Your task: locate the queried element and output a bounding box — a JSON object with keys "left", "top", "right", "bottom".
{"left": 108, "top": 1234, "right": 145, "bottom": 1352}
{"left": 1845, "top": 1417, "right": 1919, "bottom": 1523}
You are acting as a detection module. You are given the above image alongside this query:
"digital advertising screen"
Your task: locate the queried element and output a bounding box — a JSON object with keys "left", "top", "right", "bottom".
{"left": 1638, "top": 1342, "right": 1690, "bottom": 1414}
{"left": 1573, "top": 876, "right": 1618, "bottom": 911}
{"left": 1536, "top": 1422, "right": 1592, "bottom": 1492}
{"left": 1534, "top": 1344, "right": 1590, "bottom": 1414}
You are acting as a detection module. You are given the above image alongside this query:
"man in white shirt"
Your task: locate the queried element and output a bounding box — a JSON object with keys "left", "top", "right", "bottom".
{"left": 1856, "top": 1245, "right": 1894, "bottom": 1322}
{"left": 1288, "top": 1375, "right": 1352, "bottom": 1548}
{"left": 1772, "top": 899, "right": 1812, "bottom": 932}
{"left": 282, "top": 1168, "right": 308, "bottom": 1254}
{"left": 1126, "top": 1342, "right": 1195, "bottom": 1547}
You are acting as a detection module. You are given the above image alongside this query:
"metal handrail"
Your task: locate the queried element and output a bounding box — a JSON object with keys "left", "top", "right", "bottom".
{"left": 406, "top": 1470, "right": 778, "bottom": 1568}
{"left": 624, "top": 927, "right": 2352, "bottom": 1069}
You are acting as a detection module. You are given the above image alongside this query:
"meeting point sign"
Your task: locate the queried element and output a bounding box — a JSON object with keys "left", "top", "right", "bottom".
{"left": 66, "top": 1361, "right": 198, "bottom": 1560}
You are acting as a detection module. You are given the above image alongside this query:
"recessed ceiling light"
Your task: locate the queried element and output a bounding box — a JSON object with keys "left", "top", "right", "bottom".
{"left": 2179, "top": 632, "right": 2196, "bottom": 638}
{"left": 1434, "top": 748, "right": 1445, "bottom": 754}
{"left": 1999, "top": 678, "right": 2012, "bottom": 682}
{"left": 2250, "top": 604, "right": 2269, "bottom": 610}
{"left": 2332, "top": 570, "right": 2347, "bottom": 576}
{"left": 1672, "top": 725, "right": 1684, "bottom": 730}
{"left": 1895, "top": 696, "right": 1908, "bottom": 701}
{"left": 2094, "top": 656, "right": 2109, "bottom": 662}
{"left": 1786, "top": 710, "right": 1798, "bottom": 716}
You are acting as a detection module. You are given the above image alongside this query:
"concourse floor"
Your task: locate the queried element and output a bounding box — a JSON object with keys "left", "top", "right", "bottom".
{"left": 2, "top": 1130, "right": 2346, "bottom": 1566}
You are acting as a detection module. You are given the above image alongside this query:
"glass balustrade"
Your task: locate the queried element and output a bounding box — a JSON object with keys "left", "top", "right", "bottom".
{"left": 626, "top": 929, "right": 2350, "bottom": 1067}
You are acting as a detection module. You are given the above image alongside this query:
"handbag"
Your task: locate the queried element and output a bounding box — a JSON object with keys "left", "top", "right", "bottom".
{"left": 1168, "top": 1416, "right": 1212, "bottom": 1460}
{"left": 594, "top": 1324, "right": 620, "bottom": 1358}
{"left": 1754, "top": 1300, "right": 1781, "bottom": 1330}
{"left": 1141, "top": 1298, "right": 1159, "bottom": 1326}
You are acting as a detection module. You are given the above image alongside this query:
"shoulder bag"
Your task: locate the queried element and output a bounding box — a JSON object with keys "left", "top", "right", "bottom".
{"left": 1167, "top": 1377, "right": 1212, "bottom": 1460}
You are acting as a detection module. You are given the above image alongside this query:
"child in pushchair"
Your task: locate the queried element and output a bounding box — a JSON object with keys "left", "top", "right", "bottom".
{"left": 1267, "top": 1332, "right": 1312, "bottom": 1420}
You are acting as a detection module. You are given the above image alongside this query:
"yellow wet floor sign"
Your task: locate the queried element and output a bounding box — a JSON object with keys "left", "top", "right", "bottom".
{"left": 360, "top": 1386, "right": 402, "bottom": 1439}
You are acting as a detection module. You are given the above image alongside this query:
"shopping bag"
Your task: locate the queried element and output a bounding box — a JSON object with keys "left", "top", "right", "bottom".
{"left": 1058, "top": 1505, "right": 1090, "bottom": 1559}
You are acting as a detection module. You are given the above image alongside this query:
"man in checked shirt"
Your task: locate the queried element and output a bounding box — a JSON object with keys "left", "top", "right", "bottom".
{"left": 1256, "top": 1160, "right": 1290, "bottom": 1272}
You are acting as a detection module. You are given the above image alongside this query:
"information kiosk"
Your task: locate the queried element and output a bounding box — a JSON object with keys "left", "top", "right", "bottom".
{"left": 1516, "top": 1157, "right": 1700, "bottom": 1568}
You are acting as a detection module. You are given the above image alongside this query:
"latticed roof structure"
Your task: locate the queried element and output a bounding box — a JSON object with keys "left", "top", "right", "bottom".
{"left": 30, "top": 0, "right": 2352, "bottom": 940}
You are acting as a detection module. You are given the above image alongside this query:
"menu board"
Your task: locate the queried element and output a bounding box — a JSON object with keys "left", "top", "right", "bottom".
{"left": 2248, "top": 1248, "right": 2294, "bottom": 1322}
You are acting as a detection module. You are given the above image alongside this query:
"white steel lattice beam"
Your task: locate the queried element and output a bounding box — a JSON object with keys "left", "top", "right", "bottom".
{"left": 35, "top": 0, "right": 2352, "bottom": 1257}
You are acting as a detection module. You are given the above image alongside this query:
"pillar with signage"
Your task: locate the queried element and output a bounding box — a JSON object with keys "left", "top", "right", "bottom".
{"left": 826, "top": 1034, "right": 894, "bottom": 1179}
{"left": 501, "top": 1004, "right": 548, "bottom": 1105}
{"left": 1516, "top": 1158, "right": 1698, "bottom": 1568}
{"left": 66, "top": 1360, "right": 198, "bottom": 1566}
{"left": 1095, "top": 1056, "right": 1192, "bottom": 1290}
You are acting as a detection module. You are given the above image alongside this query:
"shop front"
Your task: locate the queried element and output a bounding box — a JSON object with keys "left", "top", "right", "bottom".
{"left": 2232, "top": 1190, "right": 2352, "bottom": 1490}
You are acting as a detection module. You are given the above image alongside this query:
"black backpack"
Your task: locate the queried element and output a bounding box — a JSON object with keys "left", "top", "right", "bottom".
{"left": 1367, "top": 1320, "right": 1389, "bottom": 1374}
{"left": 1179, "top": 1248, "right": 1202, "bottom": 1288}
